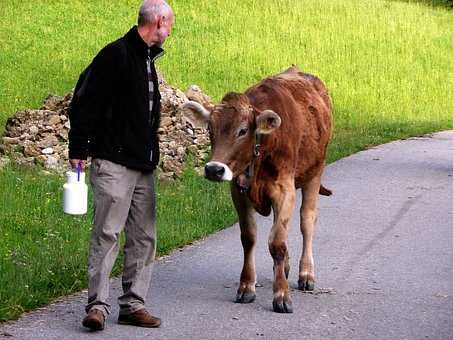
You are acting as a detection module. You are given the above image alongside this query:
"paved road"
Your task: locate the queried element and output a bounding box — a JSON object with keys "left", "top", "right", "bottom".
{"left": 1, "top": 131, "right": 453, "bottom": 340}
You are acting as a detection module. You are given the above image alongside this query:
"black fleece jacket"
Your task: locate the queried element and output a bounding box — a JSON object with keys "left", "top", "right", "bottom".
{"left": 68, "top": 26, "right": 164, "bottom": 172}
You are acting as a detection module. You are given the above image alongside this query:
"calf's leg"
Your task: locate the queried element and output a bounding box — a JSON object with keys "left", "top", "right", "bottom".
{"left": 231, "top": 183, "right": 257, "bottom": 303}
{"left": 298, "top": 174, "right": 321, "bottom": 291}
{"left": 268, "top": 177, "right": 296, "bottom": 313}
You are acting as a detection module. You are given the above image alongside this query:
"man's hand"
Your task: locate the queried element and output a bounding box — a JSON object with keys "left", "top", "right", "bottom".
{"left": 69, "top": 159, "right": 87, "bottom": 170}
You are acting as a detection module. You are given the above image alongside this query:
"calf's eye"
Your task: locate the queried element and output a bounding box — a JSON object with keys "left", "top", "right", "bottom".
{"left": 238, "top": 128, "right": 248, "bottom": 137}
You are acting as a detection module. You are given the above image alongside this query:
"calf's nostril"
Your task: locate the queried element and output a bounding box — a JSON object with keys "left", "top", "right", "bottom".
{"left": 205, "top": 164, "right": 225, "bottom": 180}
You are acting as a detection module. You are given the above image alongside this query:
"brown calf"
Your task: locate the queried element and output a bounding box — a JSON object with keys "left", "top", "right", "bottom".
{"left": 183, "top": 65, "right": 332, "bottom": 313}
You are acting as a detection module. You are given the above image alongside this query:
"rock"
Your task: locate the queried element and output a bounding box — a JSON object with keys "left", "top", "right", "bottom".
{"left": 175, "top": 89, "right": 185, "bottom": 98}
{"left": 160, "top": 117, "right": 173, "bottom": 127}
{"left": 177, "top": 146, "right": 185, "bottom": 156}
{"left": 42, "top": 147, "right": 54, "bottom": 155}
{"left": 43, "top": 125, "right": 54, "bottom": 132}
{"left": 37, "top": 135, "right": 59, "bottom": 148}
{"left": 187, "top": 145, "right": 198, "bottom": 154}
{"left": 61, "top": 146, "right": 69, "bottom": 159}
{"left": 164, "top": 161, "right": 180, "bottom": 173}
{"left": 2, "top": 137, "right": 19, "bottom": 144}
{"left": 24, "top": 145, "right": 41, "bottom": 157}
{"left": 58, "top": 130, "right": 68, "bottom": 141}
{"left": 35, "top": 155, "right": 47, "bottom": 166}
{"left": 47, "top": 115, "right": 61, "bottom": 125}
{"left": 16, "top": 156, "right": 35, "bottom": 166}
{"left": 42, "top": 95, "right": 65, "bottom": 111}
{"left": 20, "top": 133, "right": 31, "bottom": 140}
{"left": 45, "top": 156, "right": 58, "bottom": 169}
{"left": 29, "top": 125, "right": 39, "bottom": 135}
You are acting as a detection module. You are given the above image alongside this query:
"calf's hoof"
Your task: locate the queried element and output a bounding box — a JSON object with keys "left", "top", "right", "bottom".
{"left": 235, "top": 290, "right": 256, "bottom": 303}
{"left": 272, "top": 296, "right": 293, "bottom": 313}
{"left": 298, "top": 279, "right": 315, "bottom": 291}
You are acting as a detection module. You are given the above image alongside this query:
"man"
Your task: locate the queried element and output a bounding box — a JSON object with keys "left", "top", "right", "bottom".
{"left": 68, "top": 0, "right": 174, "bottom": 331}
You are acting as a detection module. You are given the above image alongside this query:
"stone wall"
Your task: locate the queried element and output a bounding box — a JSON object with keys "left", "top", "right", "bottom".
{"left": 0, "top": 81, "right": 212, "bottom": 180}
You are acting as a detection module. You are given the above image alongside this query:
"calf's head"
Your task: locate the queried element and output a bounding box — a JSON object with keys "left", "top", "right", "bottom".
{"left": 183, "top": 92, "right": 281, "bottom": 182}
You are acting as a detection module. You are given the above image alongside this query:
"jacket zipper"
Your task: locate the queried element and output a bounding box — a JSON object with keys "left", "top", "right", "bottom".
{"left": 147, "top": 48, "right": 165, "bottom": 162}
{"left": 146, "top": 49, "right": 152, "bottom": 126}
{"left": 146, "top": 49, "right": 165, "bottom": 126}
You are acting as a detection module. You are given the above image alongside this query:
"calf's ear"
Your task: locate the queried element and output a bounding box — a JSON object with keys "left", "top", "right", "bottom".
{"left": 181, "top": 101, "right": 211, "bottom": 126}
{"left": 255, "top": 110, "right": 281, "bottom": 135}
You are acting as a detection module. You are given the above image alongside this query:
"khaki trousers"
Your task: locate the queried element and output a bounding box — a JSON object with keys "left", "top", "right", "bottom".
{"left": 86, "top": 159, "right": 156, "bottom": 316}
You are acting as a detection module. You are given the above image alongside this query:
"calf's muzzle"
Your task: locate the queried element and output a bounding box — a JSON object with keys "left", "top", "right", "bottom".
{"left": 204, "top": 161, "right": 233, "bottom": 182}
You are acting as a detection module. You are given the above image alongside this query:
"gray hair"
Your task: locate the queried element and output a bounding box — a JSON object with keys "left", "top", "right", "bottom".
{"left": 138, "top": 0, "right": 172, "bottom": 26}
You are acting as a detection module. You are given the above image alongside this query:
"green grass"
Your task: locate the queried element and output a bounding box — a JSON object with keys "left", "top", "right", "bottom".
{"left": 162, "top": 0, "right": 453, "bottom": 161}
{"left": 1, "top": 0, "right": 453, "bottom": 322}
{"left": 0, "top": 162, "right": 235, "bottom": 321}
{"left": 403, "top": 0, "right": 453, "bottom": 8}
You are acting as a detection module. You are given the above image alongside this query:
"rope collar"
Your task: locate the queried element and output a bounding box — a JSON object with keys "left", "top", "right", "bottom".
{"left": 236, "top": 133, "right": 262, "bottom": 194}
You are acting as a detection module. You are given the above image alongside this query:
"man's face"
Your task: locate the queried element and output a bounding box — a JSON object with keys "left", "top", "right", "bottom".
{"left": 157, "top": 13, "right": 174, "bottom": 46}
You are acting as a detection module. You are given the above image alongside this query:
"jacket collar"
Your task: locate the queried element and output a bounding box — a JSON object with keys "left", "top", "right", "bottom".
{"left": 124, "top": 25, "right": 164, "bottom": 59}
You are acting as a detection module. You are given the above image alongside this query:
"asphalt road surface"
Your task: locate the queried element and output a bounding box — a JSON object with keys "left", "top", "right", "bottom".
{"left": 1, "top": 131, "right": 452, "bottom": 340}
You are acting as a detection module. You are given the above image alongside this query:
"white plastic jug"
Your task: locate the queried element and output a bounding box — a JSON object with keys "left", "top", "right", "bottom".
{"left": 63, "top": 167, "right": 88, "bottom": 215}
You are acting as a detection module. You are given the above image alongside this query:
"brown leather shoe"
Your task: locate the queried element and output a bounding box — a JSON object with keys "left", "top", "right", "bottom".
{"left": 118, "top": 309, "right": 161, "bottom": 328}
{"left": 82, "top": 309, "right": 105, "bottom": 331}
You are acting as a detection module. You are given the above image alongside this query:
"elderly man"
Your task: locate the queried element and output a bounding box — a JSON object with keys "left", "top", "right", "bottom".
{"left": 68, "top": 0, "right": 174, "bottom": 331}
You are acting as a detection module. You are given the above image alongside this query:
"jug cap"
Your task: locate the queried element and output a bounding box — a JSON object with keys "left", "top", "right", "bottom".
{"left": 66, "top": 168, "right": 85, "bottom": 184}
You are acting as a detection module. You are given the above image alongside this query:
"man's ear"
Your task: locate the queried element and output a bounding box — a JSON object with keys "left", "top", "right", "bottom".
{"left": 181, "top": 101, "right": 211, "bottom": 127}
{"left": 255, "top": 110, "right": 281, "bottom": 135}
{"left": 157, "top": 15, "right": 164, "bottom": 29}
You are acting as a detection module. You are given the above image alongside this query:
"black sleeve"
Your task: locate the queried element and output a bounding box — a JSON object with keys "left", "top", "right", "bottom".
{"left": 68, "top": 45, "right": 116, "bottom": 160}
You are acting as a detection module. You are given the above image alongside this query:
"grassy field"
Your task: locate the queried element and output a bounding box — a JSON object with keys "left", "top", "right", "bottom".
{"left": 0, "top": 162, "right": 236, "bottom": 321}
{"left": 1, "top": 0, "right": 452, "bottom": 322}
{"left": 406, "top": 0, "right": 453, "bottom": 7}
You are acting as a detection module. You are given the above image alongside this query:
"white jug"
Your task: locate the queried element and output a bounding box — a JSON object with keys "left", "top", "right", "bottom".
{"left": 63, "top": 168, "right": 88, "bottom": 215}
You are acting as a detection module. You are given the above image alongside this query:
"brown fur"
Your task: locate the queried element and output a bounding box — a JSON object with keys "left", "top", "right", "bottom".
{"left": 244, "top": 66, "right": 332, "bottom": 212}
{"left": 198, "top": 65, "right": 332, "bottom": 313}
